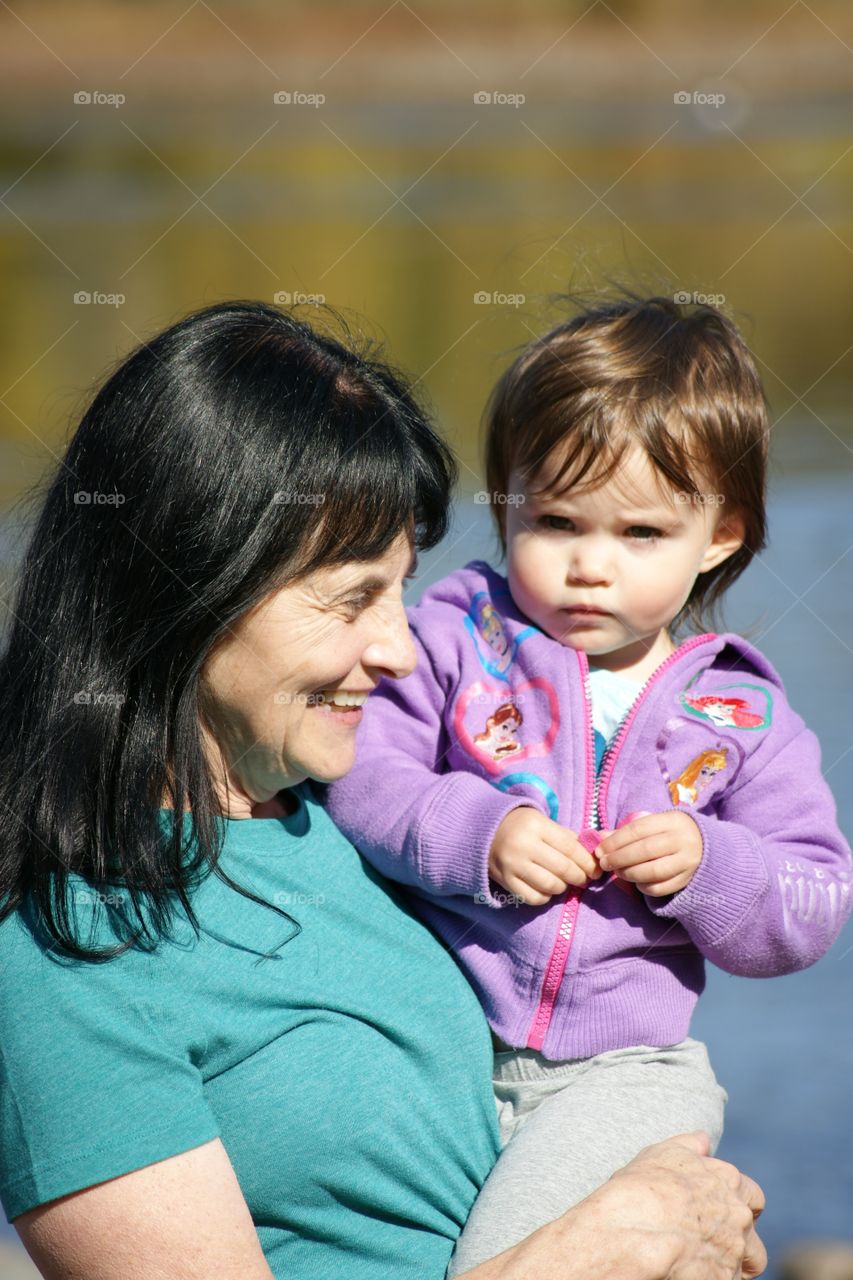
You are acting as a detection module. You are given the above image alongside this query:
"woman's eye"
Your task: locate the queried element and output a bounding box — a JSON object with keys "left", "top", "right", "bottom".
{"left": 343, "top": 592, "right": 373, "bottom": 616}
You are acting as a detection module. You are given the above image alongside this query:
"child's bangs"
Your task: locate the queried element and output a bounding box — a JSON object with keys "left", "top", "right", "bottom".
{"left": 521, "top": 401, "right": 709, "bottom": 510}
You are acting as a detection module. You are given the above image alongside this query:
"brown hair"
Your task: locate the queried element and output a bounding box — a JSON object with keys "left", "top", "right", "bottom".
{"left": 483, "top": 293, "right": 770, "bottom": 635}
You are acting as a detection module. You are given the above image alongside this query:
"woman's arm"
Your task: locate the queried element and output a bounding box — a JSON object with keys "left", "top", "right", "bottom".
{"left": 14, "top": 1139, "right": 274, "bottom": 1280}
{"left": 456, "top": 1133, "right": 766, "bottom": 1280}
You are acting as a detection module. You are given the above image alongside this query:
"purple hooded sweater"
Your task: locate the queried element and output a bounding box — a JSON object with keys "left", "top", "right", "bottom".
{"left": 323, "top": 560, "right": 853, "bottom": 1061}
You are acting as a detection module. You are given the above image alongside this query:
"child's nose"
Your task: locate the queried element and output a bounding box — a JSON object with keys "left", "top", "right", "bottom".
{"left": 567, "top": 538, "right": 613, "bottom": 584}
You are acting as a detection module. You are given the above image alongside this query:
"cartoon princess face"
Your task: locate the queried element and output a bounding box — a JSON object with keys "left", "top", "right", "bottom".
{"left": 669, "top": 747, "right": 728, "bottom": 806}
{"left": 480, "top": 603, "right": 509, "bottom": 658}
{"left": 473, "top": 702, "right": 523, "bottom": 760}
{"left": 684, "top": 695, "right": 764, "bottom": 729}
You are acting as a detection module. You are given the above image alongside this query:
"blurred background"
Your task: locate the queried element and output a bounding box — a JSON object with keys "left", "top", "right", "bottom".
{"left": 0, "top": 1, "right": 851, "bottom": 1275}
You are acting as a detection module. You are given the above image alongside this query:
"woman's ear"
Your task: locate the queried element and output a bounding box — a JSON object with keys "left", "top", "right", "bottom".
{"left": 699, "top": 508, "right": 747, "bottom": 574}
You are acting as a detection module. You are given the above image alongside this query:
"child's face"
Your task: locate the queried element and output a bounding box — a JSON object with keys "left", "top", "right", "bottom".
{"left": 503, "top": 443, "right": 744, "bottom": 676}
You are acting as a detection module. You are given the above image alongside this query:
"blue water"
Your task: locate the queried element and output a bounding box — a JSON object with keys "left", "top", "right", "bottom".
{"left": 1, "top": 461, "right": 851, "bottom": 1273}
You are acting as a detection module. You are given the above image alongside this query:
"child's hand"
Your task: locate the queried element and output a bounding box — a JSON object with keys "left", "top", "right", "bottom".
{"left": 489, "top": 807, "right": 603, "bottom": 907}
{"left": 595, "top": 810, "right": 703, "bottom": 897}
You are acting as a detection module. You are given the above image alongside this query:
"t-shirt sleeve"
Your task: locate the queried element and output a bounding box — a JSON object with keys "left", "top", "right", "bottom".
{"left": 0, "top": 906, "right": 221, "bottom": 1221}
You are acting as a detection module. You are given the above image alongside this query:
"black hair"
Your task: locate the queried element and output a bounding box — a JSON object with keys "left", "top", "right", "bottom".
{"left": 0, "top": 300, "right": 456, "bottom": 960}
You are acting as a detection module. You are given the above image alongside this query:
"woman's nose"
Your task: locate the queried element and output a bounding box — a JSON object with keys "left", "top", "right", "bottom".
{"left": 361, "top": 602, "right": 418, "bottom": 680}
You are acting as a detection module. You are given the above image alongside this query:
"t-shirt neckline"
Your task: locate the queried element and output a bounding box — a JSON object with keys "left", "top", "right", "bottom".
{"left": 159, "top": 784, "right": 311, "bottom": 839}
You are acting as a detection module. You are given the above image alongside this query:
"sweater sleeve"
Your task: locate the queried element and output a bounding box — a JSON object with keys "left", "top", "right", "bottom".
{"left": 642, "top": 722, "right": 853, "bottom": 976}
{"left": 322, "top": 620, "right": 544, "bottom": 908}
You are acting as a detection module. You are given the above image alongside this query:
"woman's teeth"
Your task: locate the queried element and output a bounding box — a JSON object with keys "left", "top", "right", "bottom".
{"left": 315, "top": 690, "right": 369, "bottom": 709}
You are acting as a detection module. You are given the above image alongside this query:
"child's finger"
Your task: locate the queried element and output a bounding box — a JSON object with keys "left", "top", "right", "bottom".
{"left": 543, "top": 825, "right": 600, "bottom": 879}
{"left": 531, "top": 845, "right": 593, "bottom": 886}
{"left": 595, "top": 812, "right": 665, "bottom": 854}
{"left": 504, "top": 875, "right": 552, "bottom": 907}
{"left": 617, "top": 853, "right": 687, "bottom": 886}
{"left": 597, "top": 834, "right": 675, "bottom": 871}
{"left": 518, "top": 861, "right": 570, "bottom": 898}
{"left": 639, "top": 873, "right": 691, "bottom": 898}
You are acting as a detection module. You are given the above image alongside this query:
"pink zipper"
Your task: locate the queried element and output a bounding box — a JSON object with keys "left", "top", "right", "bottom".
{"left": 524, "top": 633, "right": 715, "bottom": 1053}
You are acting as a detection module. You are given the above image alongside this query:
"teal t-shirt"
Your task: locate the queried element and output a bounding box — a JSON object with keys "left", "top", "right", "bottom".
{"left": 0, "top": 783, "right": 500, "bottom": 1278}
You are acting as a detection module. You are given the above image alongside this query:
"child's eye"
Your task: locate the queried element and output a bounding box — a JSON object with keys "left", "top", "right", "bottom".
{"left": 626, "top": 526, "right": 663, "bottom": 543}
{"left": 538, "top": 515, "right": 573, "bottom": 531}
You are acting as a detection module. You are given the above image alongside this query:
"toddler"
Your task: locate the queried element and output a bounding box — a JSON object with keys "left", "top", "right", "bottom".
{"left": 323, "top": 295, "right": 853, "bottom": 1274}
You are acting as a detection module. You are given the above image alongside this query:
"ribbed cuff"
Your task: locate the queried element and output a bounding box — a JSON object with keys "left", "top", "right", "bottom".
{"left": 416, "top": 772, "right": 547, "bottom": 907}
{"left": 643, "top": 808, "right": 770, "bottom": 945}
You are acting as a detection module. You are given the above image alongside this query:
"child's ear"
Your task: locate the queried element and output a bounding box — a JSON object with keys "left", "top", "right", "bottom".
{"left": 699, "top": 509, "right": 747, "bottom": 574}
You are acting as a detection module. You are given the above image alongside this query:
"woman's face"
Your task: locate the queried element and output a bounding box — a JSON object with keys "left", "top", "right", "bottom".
{"left": 199, "top": 532, "right": 418, "bottom": 816}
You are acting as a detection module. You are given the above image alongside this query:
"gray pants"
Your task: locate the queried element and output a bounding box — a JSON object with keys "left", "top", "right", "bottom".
{"left": 446, "top": 1036, "right": 727, "bottom": 1278}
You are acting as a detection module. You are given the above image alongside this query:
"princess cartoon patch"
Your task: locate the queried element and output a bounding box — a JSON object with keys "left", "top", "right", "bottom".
{"left": 463, "top": 592, "right": 537, "bottom": 682}
{"left": 473, "top": 701, "right": 524, "bottom": 760}
{"left": 669, "top": 747, "right": 729, "bottom": 807}
{"left": 680, "top": 683, "right": 773, "bottom": 731}
{"left": 453, "top": 678, "right": 560, "bottom": 777}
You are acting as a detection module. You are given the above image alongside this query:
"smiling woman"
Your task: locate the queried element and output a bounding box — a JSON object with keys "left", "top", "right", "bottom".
{"left": 0, "top": 299, "right": 453, "bottom": 958}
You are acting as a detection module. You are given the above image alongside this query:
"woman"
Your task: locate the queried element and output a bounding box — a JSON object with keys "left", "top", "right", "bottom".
{"left": 0, "top": 302, "right": 766, "bottom": 1279}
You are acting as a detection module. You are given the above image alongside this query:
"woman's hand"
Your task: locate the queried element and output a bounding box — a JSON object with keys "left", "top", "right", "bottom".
{"left": 585, "top": 1131, "right": 766, "bottom": 1279}
{"left": 457, "top": 1131, "right": 766, "bottom": 1280}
